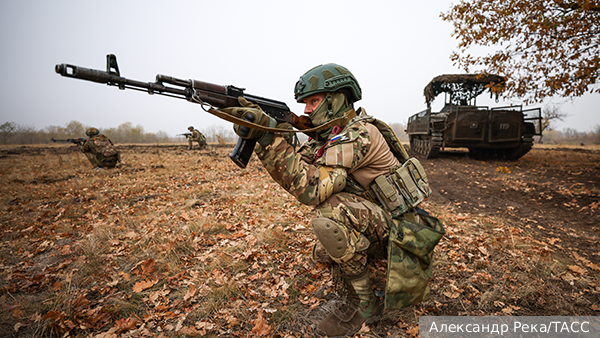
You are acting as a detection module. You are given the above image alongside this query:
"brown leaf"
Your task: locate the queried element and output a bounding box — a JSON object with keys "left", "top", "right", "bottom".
{"left": 12, "top": 309, "right": 23, "bottom": 319}
{"left": 227, "top": 315, "right": 241, "bottom": 327}
{"left": 568, "top": 265, "right": 586, "bottom": 275}
{"left": 251, "top": 311, "right": 271, "bottom": 336}
{"left": 477, "top": 246, "right": 488, "bottom": 256}
{"left": 183, "top": 284, "right": 197, "bottom": 301}
{"left": 132, "top": 278, "right": 158, "bottom": 293}
{"left": 114, "top": 317, "right": 139, "bottom": 333}
{"left": 407, "top": 325, "right": 419, "bottom": 338}
{"left": 131, "top": 258, "right": 156, "bottom": 276}
{"left": 358, "top": 322, "right": 371, "bottom": 333}
{"left": 443, "top": 290, "right": 461, "bottom": 299}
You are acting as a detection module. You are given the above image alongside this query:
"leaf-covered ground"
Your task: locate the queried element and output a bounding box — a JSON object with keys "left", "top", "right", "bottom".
{"left": 0, "top": 143, "right": 598, "bottom": 337}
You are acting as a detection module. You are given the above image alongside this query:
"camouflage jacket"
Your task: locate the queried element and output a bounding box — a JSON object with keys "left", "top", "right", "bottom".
{"left": 190, "top": 129, "right": 205, "bottom": 142}
{"left": 79, "top": 135, "right": 119, "bottom": 158}
{"left": 255, "top": 110, "right": 398, "bottom": 205}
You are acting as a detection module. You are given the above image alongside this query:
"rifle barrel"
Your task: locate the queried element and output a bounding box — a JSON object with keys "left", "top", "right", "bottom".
{"left": 55, "top": 64, "right": 192, "bottom": 99}
{"left": 54, "top": 54, "right": 315, "bottom": 169}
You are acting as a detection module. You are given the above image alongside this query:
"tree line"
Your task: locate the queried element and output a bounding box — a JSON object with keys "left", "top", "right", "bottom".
{"left": 1, "top": 120, "right": 597, "bottom": 146}
{"left": 0, "top": 120, "right": 237, "bottom": 145}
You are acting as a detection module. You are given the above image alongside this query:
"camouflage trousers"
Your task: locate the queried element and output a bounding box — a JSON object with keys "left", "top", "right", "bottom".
{"left": 313, "top": 192, "right": 394, "bottom": 275}
{"left": 189, "top": 138, "right": 206, "bottom": 149}
{"left": 83, "top": 152, "right": 119, "bottom": 169}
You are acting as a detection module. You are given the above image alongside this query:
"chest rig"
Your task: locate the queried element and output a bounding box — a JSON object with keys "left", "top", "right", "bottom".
{"left": 349, "top": 112, "right": 432, "bottom": 218}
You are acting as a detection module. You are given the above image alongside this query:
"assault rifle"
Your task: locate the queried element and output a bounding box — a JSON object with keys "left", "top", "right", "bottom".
{"left": 51, "top": 137, "right": 87, "bottom": 145}
{"left": 55, "top": 54, "right": 313, "bottom": 168}
{"left": 177, "top": 133, "right": 192, "bottom": 138}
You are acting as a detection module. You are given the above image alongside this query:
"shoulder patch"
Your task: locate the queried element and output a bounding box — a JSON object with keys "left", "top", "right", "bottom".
{"left": 330, "top": 132, "right": 351, "bottom": 144}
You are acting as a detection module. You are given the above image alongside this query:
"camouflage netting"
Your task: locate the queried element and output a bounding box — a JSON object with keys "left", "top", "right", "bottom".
{"left": 423, "top": 74, "right": 505, "bottom": 107}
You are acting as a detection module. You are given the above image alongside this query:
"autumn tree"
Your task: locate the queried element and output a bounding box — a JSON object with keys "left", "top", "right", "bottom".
{"left": 0, "top": 121, "right": 17, "bottom": 144}
{"left": 539, "top": 103, "right": 570, "bottom": 142}
{"left": 441, "top": 0, "right": 600, "bottom": 103}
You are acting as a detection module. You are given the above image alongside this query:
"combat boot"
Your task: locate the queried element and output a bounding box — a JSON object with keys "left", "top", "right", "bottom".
{"left": 316, "top": 267, "right": 382, "bottom": 337}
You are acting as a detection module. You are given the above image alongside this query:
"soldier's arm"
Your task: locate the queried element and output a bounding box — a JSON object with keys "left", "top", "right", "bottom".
{"left": 79, "top": 140, "right": 92, "bottom": 152}
{"left": 255, "top": 134, "right": 350, "bottom": 205}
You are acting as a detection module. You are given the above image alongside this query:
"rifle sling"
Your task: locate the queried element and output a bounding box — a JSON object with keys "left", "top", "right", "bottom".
{"left": 207, "top": 107, "right": 352, "bottom": 134}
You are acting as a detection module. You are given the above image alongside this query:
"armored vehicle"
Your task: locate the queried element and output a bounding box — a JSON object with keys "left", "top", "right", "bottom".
{"left": 406, "top": 74, "right": 542, "bottom": 160}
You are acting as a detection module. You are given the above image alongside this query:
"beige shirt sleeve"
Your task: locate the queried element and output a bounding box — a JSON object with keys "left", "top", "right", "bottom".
{"left": 348, "top": 123, "right": 400, "bottom": 190}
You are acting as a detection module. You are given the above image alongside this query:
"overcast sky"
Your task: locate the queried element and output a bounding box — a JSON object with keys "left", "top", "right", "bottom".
{"left": 1, "top": 0, "right": 598, "bottom": 137}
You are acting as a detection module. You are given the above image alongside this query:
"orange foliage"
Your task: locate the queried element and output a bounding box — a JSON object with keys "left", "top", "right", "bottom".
{"left": 441, "top": 0, "right": 600, "bottom": 103}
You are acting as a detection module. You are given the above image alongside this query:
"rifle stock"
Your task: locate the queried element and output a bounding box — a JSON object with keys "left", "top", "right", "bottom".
{"left": 55, "top": 54, "right": 312, "bottom": 168}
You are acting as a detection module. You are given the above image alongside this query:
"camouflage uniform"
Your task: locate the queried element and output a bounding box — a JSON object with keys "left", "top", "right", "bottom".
{"left": 223, "top": 64, "right": 444, "bottom": 337}
{"left": 188, "top": 127, "right": 206, "bottom": 150}
{"left": 78, "top": 128, "right": 120, "bottom": 168}
{"left": 256, "top": 111, "right": 397, "bottom": 275}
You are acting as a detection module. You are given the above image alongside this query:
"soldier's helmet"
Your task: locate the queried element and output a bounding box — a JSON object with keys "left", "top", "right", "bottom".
{"left": 188, "top": 126, "right": 194, "bottom": 131}
{"left": 86, "top": 127, "right": 100, "bottom": 137}
{"left": 294, "top": 63, "right": 362, "bottom": 104}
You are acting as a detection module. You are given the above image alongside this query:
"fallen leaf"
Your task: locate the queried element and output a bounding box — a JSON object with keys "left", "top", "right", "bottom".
{"left": 443, "top": 290, "right": 460, "bottom": 299}
{"left": 407, "top": 325, "right": 419, "bottom": 338}
{"left": 358, "top": 322, "right": 371, "bottom": 333}
{"left": 132, "top": 278, "right": 158, "bottom": 293}
{"left": 477, "top": 246, "right": 488, "bottom": 256}
{"left": 568, "top": 265, "right": 586, "bottom": 275}
{"left": 183, "top": 284, "right": 197, "bottom": 301}
{"left": 114, "top": 317, "right": 139, "bottom": 333}
{"left": 227, "top": 315, "right": 241, "bottom": 327}
{"left": 12, "top": 309, "right": 23, "bottom": 319}
{"left": 562, "top": 273, "right": 578, "bottom": 282}
{"left": 251, "top": 311, "right": 271, "bottom": 336}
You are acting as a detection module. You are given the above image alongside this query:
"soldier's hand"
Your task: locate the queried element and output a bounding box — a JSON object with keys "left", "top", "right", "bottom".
{"left": 277, "top": 122, "right": 295, "bottom": 145}
{"left": 220, "top": 97, "right": 276, "bottom": 144}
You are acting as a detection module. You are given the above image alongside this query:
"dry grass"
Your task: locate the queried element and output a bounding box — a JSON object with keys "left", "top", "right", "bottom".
{"left": 534, "top": 143, "right": 600, "bottom": 150}
{"left": 0, "top": 143, "right": 598, "bottom": 337}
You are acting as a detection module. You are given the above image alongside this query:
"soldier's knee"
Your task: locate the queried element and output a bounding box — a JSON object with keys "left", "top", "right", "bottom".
{"left": 312, "top": 217, "right": 352, "bottom": 260}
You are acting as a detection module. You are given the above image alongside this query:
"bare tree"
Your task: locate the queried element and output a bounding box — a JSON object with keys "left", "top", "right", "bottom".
{"left": 539, "top": 104, "right": 570, "bottom": 142}
{"left": 0, "top": 121, "right": 17, "bottom": 144}
{"left": 389, "top": 122, "right": 408, "bottom": 143}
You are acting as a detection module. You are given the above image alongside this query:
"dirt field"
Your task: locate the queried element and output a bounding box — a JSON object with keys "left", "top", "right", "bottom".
{"left": 0, "top": 143, "right": 599, "bottom": 337}
{"left": 421, "top": 146, "right": 600, "bottom": 264}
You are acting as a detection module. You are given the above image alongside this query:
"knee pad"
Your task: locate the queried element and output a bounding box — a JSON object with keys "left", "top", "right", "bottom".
{"left": 310, "top": 242, "right": 334, "bottom": 264}
{"left": 312, "top": 217, "right": 356, "bottom": 261}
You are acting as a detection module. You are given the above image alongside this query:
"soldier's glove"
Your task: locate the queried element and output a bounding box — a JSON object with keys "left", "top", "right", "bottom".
{"left": 220, "top": 97, "right": 276, "bottom": 147}
{"left": 277, "top": 122, "right": 295, "bottom": 145}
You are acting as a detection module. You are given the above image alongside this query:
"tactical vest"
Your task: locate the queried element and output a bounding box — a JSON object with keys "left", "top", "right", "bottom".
{"left": 348, "top": 113, "right": 432, "bottom": 218}
{"left": 93, "top": 136, "right": 118, "bottom": 157}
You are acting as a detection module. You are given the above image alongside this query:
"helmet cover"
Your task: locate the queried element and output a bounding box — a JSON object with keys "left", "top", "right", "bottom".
{"left": 86, "top": 127, "right": 100, "bottom": 137}
{"left": 294, "top": 63, "right": 362, "bottom": 103}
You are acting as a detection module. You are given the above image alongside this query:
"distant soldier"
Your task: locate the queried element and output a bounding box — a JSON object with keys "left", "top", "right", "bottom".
{"left": 77, "top": 127, "right": 120, "bottom": 168}
{"left": 187, "top": 126, "right": 206, "bottom": 150}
